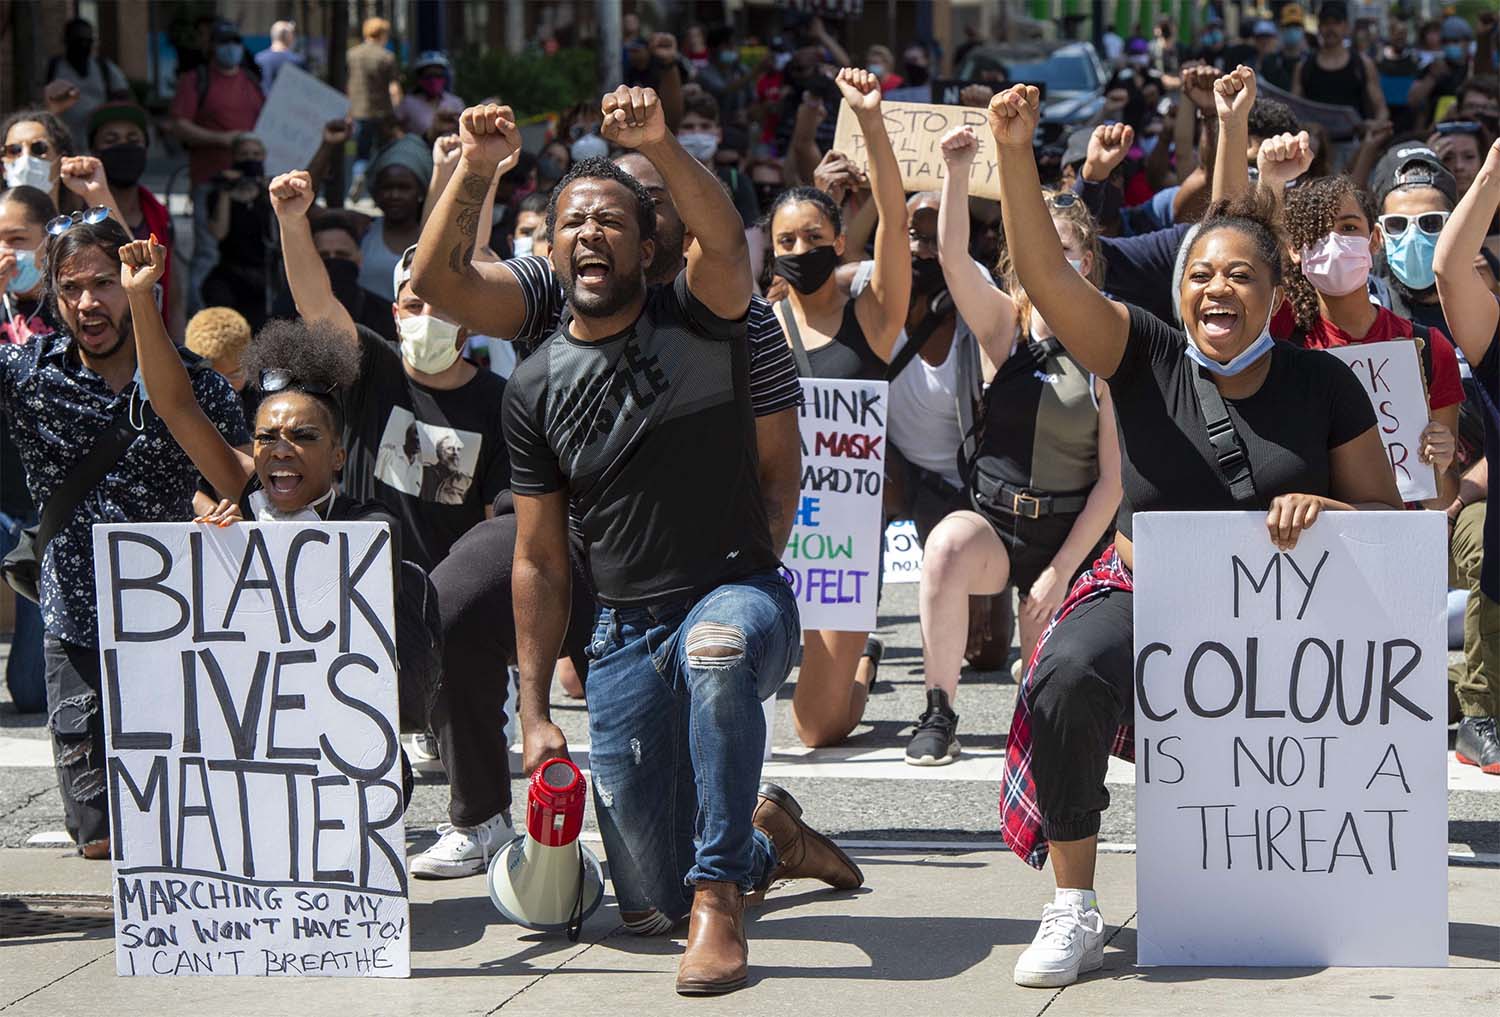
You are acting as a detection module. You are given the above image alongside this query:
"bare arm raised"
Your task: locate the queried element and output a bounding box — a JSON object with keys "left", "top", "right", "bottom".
{"left": 269, "top": 171, "right": 359, "bottom": 352}
{"left": 1434, "top": 138, "right": 1500, "bottom": 366}
{"left": 936, "top": 125, "right": 1016, "bottom": 366}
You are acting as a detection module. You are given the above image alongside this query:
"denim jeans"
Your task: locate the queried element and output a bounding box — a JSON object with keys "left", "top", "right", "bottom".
{"left": 43, "top": 636, "right": 110, "bottom": 848}
{"left": 584, "top": 571, "right": 800, "bottom": 925}
{"left": 0, "top": 511, "right": 45, "bottom": 712}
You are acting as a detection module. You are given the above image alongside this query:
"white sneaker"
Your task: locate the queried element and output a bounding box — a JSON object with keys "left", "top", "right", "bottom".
{"left": 409, "top": 812, "right": 515, "bottom": 879}
{"left": 1013, "top": 892, "right": 1106, "bottom": 988}
{"left": 406, "top": 732, "right": 440, "bottom": 762}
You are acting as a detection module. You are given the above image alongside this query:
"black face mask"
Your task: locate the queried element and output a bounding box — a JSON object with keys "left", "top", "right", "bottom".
{"left": 773, "top": 245, "right": 839, "bottom": 294}
{"left": 911, "top": 254, "right": 946, "bottom": 295}
{"left": 754, "top": 183, "right": 782, "bottom": 211}
{"left": 903, "top": 62, "right": 930, "bottom": 86}
{"left": 322, "top": 257, "right": 364, "bottom": 310}
{"left": 233, "top": 159, "right": 265, "bottom": 179}
{"left": 97, "top": 143, "right": 147, "bottom": 187}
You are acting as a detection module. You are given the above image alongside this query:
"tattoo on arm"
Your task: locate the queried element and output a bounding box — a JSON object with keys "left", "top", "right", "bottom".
{"left": 446, "top": 173, "right": 490, "bottom": 274}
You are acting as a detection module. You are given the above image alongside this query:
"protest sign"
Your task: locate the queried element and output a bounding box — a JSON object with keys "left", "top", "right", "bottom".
{"left": 783, "top": 378, "right": 887, "bottom": 631}
{"left": 254, "top": 63, "right": 351, "bottom": 178}
{"left": 94, "top": 522, "right": 409, "bottom": 978}
{"left": 1256, "top": 77, "right": 1364, "bottom": 141}
{"left": 1132, "top": 511, "right": 1447, "bottom": 967}
{"left": 833, "top": 100, "right": 1000, "bottom": 198}
{"left": 882, "top": 519, "right": 923, "bottom": 584}
{"left": 1326, "top": 340, "right": 1437, "bottom": 502}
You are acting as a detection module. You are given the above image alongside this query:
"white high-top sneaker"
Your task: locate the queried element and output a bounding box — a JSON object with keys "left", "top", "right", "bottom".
{"left": 1013, "top": 890, "right": 1106, "bottom": 988}
{"left": 409, "top": 812, "right": 515, "bottom": 879}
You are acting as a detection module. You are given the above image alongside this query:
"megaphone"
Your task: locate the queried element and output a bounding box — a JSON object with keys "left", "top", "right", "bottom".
{"left": 487, "top": 757, "right": 605, "bottom": 939}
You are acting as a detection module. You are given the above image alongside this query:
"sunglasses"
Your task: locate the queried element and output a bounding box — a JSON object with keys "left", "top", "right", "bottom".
{"left": 3, "top": 140, "right": 51, "bottom": 160}
{"left": 1047, "top": 192, "right": 1080, "bottom": 209}
{"left": 1433, "top": 120, "right": 1482, "bottom": 136}
{"left": 1378, "top": 211, "right": 1450, "bottom": 237}
{"left": 45, "top": 206, "right": 110, "bottom": 236}
{"left": 259, "top": 369, "right": 338, "bottom": 397}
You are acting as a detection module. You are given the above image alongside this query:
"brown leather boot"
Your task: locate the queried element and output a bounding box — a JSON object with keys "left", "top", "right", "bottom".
{"left": 752, "top": 783, "right": 864, "bottom": 891}
{"left": 675, "top": 881, "right": 748, "bottom": 995}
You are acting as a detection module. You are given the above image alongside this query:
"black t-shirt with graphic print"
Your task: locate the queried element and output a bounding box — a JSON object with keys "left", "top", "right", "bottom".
{"left": 342, "top": 325, "right": 510, "bottom": 571}
{"left": 504, "top": 274, "right": 775, "bottom": 606}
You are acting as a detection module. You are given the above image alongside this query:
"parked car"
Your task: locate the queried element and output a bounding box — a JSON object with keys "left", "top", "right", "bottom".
{"left": 954, "top": 41, "right": 1106, "bottom": 143}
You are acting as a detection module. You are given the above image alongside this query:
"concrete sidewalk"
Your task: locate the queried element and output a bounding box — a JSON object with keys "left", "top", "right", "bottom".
{"left": 2, "top": 847, "right": 1495, "bottom": 1017}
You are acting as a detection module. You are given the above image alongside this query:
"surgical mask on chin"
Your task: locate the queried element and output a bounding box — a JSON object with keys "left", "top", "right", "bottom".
{"left": 3, "top": 247, "right": 44, "bottom": 295}
{"left": 512, "top": 234, "right": 534, "bottom": 258}
{"left": 4, "top": 153, "right": 52, "bottom": 191}
{"left": 1299, "top": 232, "right": 1371, "bottom": 296}
{"left": 398, "top": 314, "right": 463, "bottom": 373}
{"left": 677, "top": 131, "right": 719, "bottom": 162}
{"left": 1184, "top": 301, "right": 1277, "bottom": 377}
{"left": 1385, "top": 229, "right": 1438, "bottom": 290}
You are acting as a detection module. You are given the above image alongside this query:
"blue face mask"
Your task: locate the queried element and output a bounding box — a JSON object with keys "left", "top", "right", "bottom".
{"left": 1443, "top": 43, "right": 1468, "bottom": 64}
{"left": 215, "top": 42, "right": 243, "bottom": 68}
{"left": 1184, "top": 300, "right": 1278, "bottom": 377}
{"left": 1385, "top": 228, "right": 1438, "bottom": 290}
{"left": 1281, "top": 27, "right": 1304, "bottom": 48}
{"left": 1203, "top": 30, "right": 1224, "bottom": 48}
{"left": 4, "top": 247, "right": 43, "bottom": 295}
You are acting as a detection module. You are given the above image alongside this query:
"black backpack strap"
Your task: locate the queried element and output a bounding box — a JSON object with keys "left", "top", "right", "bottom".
{"left": 1190, "top": 364, "right": 1257, "bottom": 505}
{"left": 1408, "top": 322, "right": 1434, "bottom": 388}
{"left": 885, "top": 290, "right": 955, "bottom": 382}
{"left": 777, "top": 298, "right": 813, "bottom": 377}
{"left": 36, "top": 395, "right": 150, "bottom": 554}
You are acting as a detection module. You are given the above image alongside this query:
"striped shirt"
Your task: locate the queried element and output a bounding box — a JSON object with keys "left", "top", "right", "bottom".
{"left": 502, "top": 256, "right": 801, "bottom": 417}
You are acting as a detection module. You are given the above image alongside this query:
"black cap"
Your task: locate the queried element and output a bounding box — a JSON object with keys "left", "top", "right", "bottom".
{"left": 1371, "top": 143, "right": 1458, "bottom": 207}
{"left": 1318, "top": 1, "right": 1349, "bottom": 23}
{"left": 212, "top": 19, "right": 241, "bottom": 43}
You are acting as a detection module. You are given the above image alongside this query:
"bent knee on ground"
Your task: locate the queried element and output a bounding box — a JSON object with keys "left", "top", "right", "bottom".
{"left": 685, "top": 622, "right": 748, "bottom": 670}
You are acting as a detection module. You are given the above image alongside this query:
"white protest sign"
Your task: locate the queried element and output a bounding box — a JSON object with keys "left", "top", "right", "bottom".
{"left": 833, "top": 100, "right": 1000, "bottom": 198}
{"left": 783, "top": 378, "right": 887, "bottom": 631}
{"left": 882, "top": 518, "right": 923, "bottom": 584}
{"left": 1325, "top": 340, "right": 1437, "bottom": 502}
{"left": 1133, "top": 511, "right": 1447, "bottom": 967}
{"left": 94, "top": 522, "right": 409, "bottom": 978}
{"left": 254, "top": 63, "right": 351, "bottom": 178}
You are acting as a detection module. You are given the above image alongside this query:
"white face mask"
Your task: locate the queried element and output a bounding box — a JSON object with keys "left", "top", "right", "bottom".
{"left": 398, "top": 314, "right": 463, "bottom": 374}
{"left": 4, "top": 153, "right": 52, "bottom": 191}
{"left": 512, "top": 234, "right": 534, "bottom": 258}
{"left": 677, "top": 131, "right": 719, "bottom": 162}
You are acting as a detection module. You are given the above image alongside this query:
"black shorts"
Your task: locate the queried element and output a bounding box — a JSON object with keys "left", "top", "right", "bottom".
{"left": 973, "top": 500, "right": 1106, "bottom": 598}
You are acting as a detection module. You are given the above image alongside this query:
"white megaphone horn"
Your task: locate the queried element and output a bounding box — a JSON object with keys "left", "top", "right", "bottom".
{"left": 487, "top": 756, "right": 604, "bottom": 940}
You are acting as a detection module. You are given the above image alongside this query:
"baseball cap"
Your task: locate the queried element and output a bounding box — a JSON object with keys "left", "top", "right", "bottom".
{"left": 1280, "top": 5, "right": 1305, "bottom": 27}
{"left": 1317, "top": 1, "right": 1349, "bottom": 24}
{"left": 1062, "top": 126, "right": 1092, "bottom": 169}
{"left": 1441, "top": 16, "right": 1474, "bottom": 42}
{"left": 1371, "top": 144, "right": 1458, "bottom": 207}
{"left": 393, "top": 244, "right": 418, "bottom": 300}
{"left": 1253, "top": 20, "right": 1278, "bottom": 38}
{"left": 212, "top": 19, "right": 241, "bottom": 43}
{"left": 88, "top": 101, "right": 150, "bottom": 146}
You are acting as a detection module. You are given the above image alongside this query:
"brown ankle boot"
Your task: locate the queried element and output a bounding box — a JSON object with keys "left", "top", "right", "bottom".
{"left": 675, "top": 881, "right": 748, "bottom": 995}
{"left": 753, "top": 783, "right": 864, "bottom": 892}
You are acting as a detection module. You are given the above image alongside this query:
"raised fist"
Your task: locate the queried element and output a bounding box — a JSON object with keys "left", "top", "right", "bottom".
{"left": 1084, "top": 122, "right": 1135, "bottom": 183}
{"left": 118, "top": 236, "right": 167, "bottom": 294}
{"left": 1214, "top": 65, "right": 1257, "bottom": 123}
{"left": 987, "top": 85, "right": 1040, "bottom": 149}
{"left": 458, "top": 103, "right": 521, "bottom": 170}
{"left": 1257, "top": 131, "right": 1314, "bottom": 188}
{"left": 940, "top": 125, "right": 980, "bottom": 168}
{"left": 835, "top": 67, "right": 883, "bottom": 117}
{"left": 601, "top": 85, "right": 667, "bottom": 149}
{"left": 268, "top": 170, "right": 316, "bottom": 219}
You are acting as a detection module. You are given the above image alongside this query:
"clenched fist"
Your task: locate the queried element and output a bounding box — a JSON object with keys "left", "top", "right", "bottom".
{"left": 601, "top": 85, "right": 668, "bottom": 150}
{"left": 459, "top": 103, "right": 521, "bottom": 171}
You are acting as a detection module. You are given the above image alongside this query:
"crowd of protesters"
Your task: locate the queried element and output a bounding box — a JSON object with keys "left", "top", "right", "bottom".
{"left": 0, "top": 0, "right": 1497, "bottom": 997}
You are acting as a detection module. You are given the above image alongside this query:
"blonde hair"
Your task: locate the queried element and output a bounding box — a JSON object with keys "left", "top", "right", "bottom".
{"left": 185, "top": 307, "right": 251, "bottom": 362}
{"left": 362, "top": 17, "right": 390, "bottom": 41}
{"left": 996, "top": 190, "right": 1105, "bottom": 335}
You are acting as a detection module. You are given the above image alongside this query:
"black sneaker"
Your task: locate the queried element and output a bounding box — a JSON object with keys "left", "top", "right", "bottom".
{"left": 906, "top": 688, "right": 960, "bottom": 766}
{"left": 1456, "top": 716, "right": 1500, "bottom": 775}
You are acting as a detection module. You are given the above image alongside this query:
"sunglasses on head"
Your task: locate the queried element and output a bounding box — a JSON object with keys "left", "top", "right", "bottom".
{"left": 1047, "top": 192, "right": 1080, "bottom": 209}
{"left": 1378, "top": 211, "right": 1450, "bottom": 237}
{"left": 3, "top": 140, "right": 51, "bottom": 160}
{"left": 259, "top": 369, "right": 338, "bottom": 397}
{"left": 45, "top": 206, "right": 110, "bottom": 236}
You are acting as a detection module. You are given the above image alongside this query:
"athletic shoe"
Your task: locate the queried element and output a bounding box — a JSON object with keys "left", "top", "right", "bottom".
{"left": 905, "top": 688, "right": 960, "bottom": 766}
{"left": 1014, "top": 892, "right": 1106, "bottom": 988}
{"left": 409, "top": 812, "right": 515, "bottom": 879}
{"left": 407, "top": 731, "right": 440, "bottom": 762}
{"left": 1456, "top": 716, "right": 1500, "bottom": 774}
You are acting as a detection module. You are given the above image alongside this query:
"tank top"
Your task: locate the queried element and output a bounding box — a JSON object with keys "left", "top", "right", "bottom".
{"left": 1300, "top": 50, "right": 1368, "bottom": 117}
{"left": 358, "top": 218, "right": 402, "bottom": 302}
{"left": 970, "top": 336, "right": 1099, "bottom": 495}
{"left": 777, "top": 296, "right": 884, "bottom": 381}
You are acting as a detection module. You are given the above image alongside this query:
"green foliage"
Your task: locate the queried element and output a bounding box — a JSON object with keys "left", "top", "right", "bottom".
{"left": 451, "top": 48, "right": 599, "bottom": 119}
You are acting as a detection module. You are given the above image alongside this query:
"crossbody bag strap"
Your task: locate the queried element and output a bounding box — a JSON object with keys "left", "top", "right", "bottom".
{"left": 777, "top": 298, "right": 813, "bottom": 377}
{"left": 884, "top": 291, "right": 956, "bottom": 382}
{"left": 1190, "top": 364, "right": 1257, "bottom": 505}
{"left": 35, "top": 396, "right": 150, "bottom": 554}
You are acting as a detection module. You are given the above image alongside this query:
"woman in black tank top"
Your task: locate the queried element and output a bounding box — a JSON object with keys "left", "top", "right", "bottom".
{"left": 1292, "top": 10, "right": 1387, "bottom": 123}
{"left": 902, "top": 124, "right": 1123, "bottom": 767}
{"left": 764, "top": 69, "right": 913, "bottom": 749}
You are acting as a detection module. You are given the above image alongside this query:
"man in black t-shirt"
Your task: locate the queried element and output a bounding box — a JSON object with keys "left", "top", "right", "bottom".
{"left": 424, "top": 89, "right": 861, "bottom": 996}
{"left": 269, "top": 171, "right": 509, "bottom": 572}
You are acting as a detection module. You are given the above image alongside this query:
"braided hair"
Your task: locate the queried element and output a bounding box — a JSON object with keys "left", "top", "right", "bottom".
{"left": 1282, "top": 175, "right": 1377, "bottom": 334}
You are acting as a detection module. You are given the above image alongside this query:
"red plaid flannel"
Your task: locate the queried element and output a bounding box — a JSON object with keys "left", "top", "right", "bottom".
{"left": 1000, "top": 546, "right": 1135, "bottom": 869}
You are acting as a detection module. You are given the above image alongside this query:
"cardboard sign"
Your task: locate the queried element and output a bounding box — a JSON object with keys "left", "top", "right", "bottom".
{"left": 783, "top": 378, "right": 887, "bottom": 631}
{"left": 254, "top": 63, "right": 351, "bottom": 178}
{"left": 1326, "top": 340, "right": 1437, "bottom": 502}
{"left": 1132, "top": 511, "right": 1447, "bottom": 967}
{"left": 833, "top": 100, "right": 1000, "bottom": 198}
{"left": 882, "top": 518, "right": 923, "bottom": 584}
{"left": 94, "top": 522, "right": 409, "bottom": 978}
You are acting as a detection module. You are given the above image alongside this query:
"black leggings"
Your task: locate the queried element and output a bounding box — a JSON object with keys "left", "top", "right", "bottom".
{"left": 428, "top": 511, "right": 595, "bottom": 827}
{"left": 1025, "top": 586, "right": 1135, "bottom": 842}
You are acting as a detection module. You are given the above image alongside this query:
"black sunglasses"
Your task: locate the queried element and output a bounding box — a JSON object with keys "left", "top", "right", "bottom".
{"left": 45, "top": 206, "right": 110, "bottom": 236}
{"left": 259, "top": 369, "right": 338, "bottom": 397}
{"left": 3, "top": 140, "right": 51, "bottom": 160}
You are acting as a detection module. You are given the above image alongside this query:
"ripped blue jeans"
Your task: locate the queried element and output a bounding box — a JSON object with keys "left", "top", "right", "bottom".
{"left": 584, "top": 571, "right": 800, "bottom": 930}
{"left": 43, "top": 637, "right": 110, "bottom": 849}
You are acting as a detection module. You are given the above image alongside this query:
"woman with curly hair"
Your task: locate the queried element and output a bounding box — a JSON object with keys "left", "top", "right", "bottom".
{"left": 1274, "top": 172, "right": 1463, "bottom": 509}
{"left": 987, "top": 69, "right": 1401, "bottom": 989}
